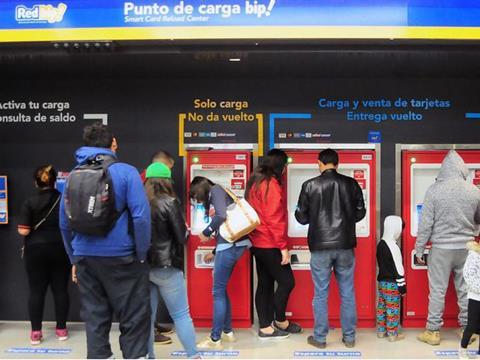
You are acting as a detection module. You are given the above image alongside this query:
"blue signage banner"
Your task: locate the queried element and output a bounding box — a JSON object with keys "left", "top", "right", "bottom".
{"left": 0, "top": 1, "right": 480, "bottom": 42}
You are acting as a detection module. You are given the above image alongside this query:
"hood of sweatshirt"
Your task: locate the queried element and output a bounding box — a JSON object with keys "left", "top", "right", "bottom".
{"left": 437, "top": 150, "right": 469, "bottom": 182}
{"left": 75, "top": 146, "right": 117, "bottom": 165}
{"left": 382, "top": 215, "right": 403, "bottom": 242}
{"left": 381, "top": 215, "right": 405, "bottom": 277}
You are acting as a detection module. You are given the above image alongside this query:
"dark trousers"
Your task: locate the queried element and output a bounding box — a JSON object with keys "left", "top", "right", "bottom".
{"left": 253, "top": 247, "right": 295, "bottom": 328}
{"left": 76, "top": 256, "right": 151, "bottom": 359}
{"left": 461, "top": 298, "right": 480, "bottom": 354}
{"left": 24, "top": 243, "right": 70, "bottom": 331}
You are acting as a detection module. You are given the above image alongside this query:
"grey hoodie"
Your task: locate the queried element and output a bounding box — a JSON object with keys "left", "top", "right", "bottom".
{"left": 415, "top": 150, "right": 480, "bottom": 255}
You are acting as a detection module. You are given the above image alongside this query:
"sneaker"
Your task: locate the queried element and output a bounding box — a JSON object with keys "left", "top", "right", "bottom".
{"left": 155, "top": 322, "right": 174, "bottom": 335}
{"left": 377, "top": 331, "right": 387, "bottom": 339}
{"left": 273, "top": 321, "right": 303, "bottom": 334}
{"left": 342, "top": 338, "right": 355, "bottom": 348}
{"left": 222, "top": 331, "right": 236, "bottom": 343}
{"left": 55, "top": 328, "right": 68, "bottom": 341}
{"left": 258, "top": 328, "right": 290, "bottom": 340}
{"left": 417, "top": 330, "right": 440, "bottom": 346}
{"left": 387, "top": 333, "right": 405, "bottom": 342}
{"left": 458, "top": 347, "right": 469, "bottom": 360}
{"left": 154, "top": 332, "right": 172, "bottom": 344}
{"left": 30, "top": 331, "right": 43, "bottom": 345}
{"left": 457, "top": 328, "right": 477, "bottom": 345}
{"left": 197, "top": 337, "right": 223, "bottom": 350}
{"left": 307, "top": 335, "right": 326, "bottom": 349}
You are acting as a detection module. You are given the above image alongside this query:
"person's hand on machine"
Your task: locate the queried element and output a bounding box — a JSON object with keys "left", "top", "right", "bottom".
{"left": 416, "top": 254, "right": 426, "bottom": 265}
{"left": 281, "top": 248, "right": 290, "bottom": 265}
{"left": 204, "top": 253, "right": 215, "bottom": 264}
{"left": 199, "top": 232, "right": 210, "bottom": 243}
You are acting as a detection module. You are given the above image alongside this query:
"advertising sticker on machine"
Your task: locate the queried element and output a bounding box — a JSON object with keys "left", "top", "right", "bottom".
{"left": 0, "top": 176, "right": 8, "bottom": 224}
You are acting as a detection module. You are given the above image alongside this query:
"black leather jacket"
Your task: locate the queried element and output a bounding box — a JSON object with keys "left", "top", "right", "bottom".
{"left": 148, "top": 195, "right": 187, "bottom": 269}
{"left": 295, "top": 169, "right": 366, "bottom": 251}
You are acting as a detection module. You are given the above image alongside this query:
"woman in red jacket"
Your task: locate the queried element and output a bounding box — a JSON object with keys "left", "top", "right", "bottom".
{"left": 246, "top": 149, "right": 302, "bottom": 339}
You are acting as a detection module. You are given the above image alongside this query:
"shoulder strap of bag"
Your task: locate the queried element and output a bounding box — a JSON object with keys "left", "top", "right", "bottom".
{"left": 223, "top": 186, "right": 240, "bottom": 203}
{"left": 33, "top": 195, "right": 61, "bottom": 231}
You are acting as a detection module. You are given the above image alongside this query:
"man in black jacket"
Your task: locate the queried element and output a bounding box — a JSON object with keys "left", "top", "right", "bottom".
{"left": 295, "top": 149, "right": 366, "bottom": 349}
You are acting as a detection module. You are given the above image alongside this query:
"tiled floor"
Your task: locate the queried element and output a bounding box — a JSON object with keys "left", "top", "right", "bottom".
{"left": 0, "top": 322, "right": 478, "bottom": 359}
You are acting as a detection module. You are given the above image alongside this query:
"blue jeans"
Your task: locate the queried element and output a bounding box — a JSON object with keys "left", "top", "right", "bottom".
{"left": 148, "top": 267, "right": 198, "bottom": 358}
{"left": 211, "top": 245, "right": 247, "bottom": 341}
{"left": 310, "top": 249, "right": 357, "bottom": 343}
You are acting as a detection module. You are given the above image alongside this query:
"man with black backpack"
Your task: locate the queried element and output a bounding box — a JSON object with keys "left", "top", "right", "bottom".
{"left": 59, "top": 122, "right": 151, "bottom": 359}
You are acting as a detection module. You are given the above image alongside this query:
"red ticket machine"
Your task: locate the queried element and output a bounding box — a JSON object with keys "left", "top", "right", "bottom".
{"left": 185, "top": 149, "right": 252, "bottom": 328}
{"left": 282, "top": 147, "right": 378, "bottom": 328}
{"left": 401, "top": 148, "right": 480, "bottom": 327}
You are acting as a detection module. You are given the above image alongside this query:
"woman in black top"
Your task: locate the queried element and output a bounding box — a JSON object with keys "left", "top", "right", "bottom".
{"left": 17, "top": 165, "right": 70, "bottom": 346}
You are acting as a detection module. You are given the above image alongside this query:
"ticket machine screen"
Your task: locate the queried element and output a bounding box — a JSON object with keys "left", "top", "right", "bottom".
{"left": 190, "top": 164, "right": 247, "bottom": 235}
{"left": 287, "top": 164, "right": 370, "bottom": 237}
{"left": 410, "top": 164, "right": 480, "bottom": 237}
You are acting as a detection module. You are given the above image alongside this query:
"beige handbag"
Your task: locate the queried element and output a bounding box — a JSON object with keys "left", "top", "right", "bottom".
{"left": 219, "top": 187, "right": 260, "bottom": 243}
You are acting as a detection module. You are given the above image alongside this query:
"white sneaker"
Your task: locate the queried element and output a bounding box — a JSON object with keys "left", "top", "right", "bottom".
{"left": 222, "top": 331, "right": 236, "bottom": 343}
{"left": 197, "top": 337, "right": 223, "bottom": 351}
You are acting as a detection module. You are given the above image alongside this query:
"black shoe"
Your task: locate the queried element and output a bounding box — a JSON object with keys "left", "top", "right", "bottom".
{"left": 273, "top": 321, "right": 303, "bottom": 334}
{"left": 258, "top": 328, "right": 290, "bottom": 340}
{"left": 307, "top": 335, "right": 326, "bottom": 349}
{"left": 154, "top": 332, "right": 172, "bottom": 344}
{"left": 342, "top": 338, "right": 355, "bottom": 348}
{"left": 155, "top": 322, "right": 174, "bottom": 335}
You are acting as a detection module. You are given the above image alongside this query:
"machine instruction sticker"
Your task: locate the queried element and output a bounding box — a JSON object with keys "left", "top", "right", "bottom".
{"left": 172, "top": 350, "right": 239, "bottom": 357}
{"left": 6, "top": 348, "right": 72, "bottom": 354}
{"left": 435, "top": 350, "right": 478, "bottom": 357}
{"left": 294, "top": 351, "right": 362, "bottom": 357}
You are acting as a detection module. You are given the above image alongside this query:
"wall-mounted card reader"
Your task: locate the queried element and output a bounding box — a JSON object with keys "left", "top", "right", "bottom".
{"left": 194, "top": 249, "right": 215, "bottom": 269}
{"left": 290, "top": 250, "right": 311, "bottom": 270}
{"left": 411, "top": 249, "right": 429, "bottom": 270}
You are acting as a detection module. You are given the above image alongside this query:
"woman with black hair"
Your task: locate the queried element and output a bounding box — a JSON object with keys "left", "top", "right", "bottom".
{"left": 246, "top": 149, "right": 302, "bottom": 339}
{"left": 17, "top": 165, "right": 70, "bottom": 345}
{"left": 190, "top": 176, "right": 252, "bottom": 351}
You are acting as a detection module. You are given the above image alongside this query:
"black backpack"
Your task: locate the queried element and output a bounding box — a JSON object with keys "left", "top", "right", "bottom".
{"left": 65, "top": 154, "right": 120, "bottom": 236}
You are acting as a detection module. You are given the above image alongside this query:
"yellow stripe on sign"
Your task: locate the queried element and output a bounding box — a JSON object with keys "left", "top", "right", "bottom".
{"left": 178, "top": 113, "right": 186, "bottom": 157}
{"left": 3, "top": 26, "right": 480, "bottom": 42}
{"left": 255, "top": 113, "right": 264, "bottom": 157}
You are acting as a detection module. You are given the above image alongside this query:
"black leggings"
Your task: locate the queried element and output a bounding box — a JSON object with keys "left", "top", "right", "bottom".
{"left": 461, "top": 298, "right": 480, "bottom": 354}
{"left": 253, "top": 247, "right": 295, "bottom": 328}
{"left": 24, "top": 243, "right": 71, "bottom": 331}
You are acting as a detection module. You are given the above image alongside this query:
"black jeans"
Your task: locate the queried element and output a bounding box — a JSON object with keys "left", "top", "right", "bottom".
{"left": 24, "top": 242, "right": 70, "bottom": 331}
{"left": 253, "top": 247, "right": 295, "bottom": 328}
{"left": 76, "top": 256, "right": 151, "bottom": 359}
{"left": 461, "top": 298, "right": 480, "bottom": 354}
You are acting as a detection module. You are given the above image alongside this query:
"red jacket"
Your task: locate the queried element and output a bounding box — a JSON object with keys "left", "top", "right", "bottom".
{"left": 247, "top": 178, "right": 287, "bottom": 250}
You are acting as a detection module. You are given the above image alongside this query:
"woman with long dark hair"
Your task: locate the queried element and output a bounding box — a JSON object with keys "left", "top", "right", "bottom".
{"left": 17, "top": 165, "right": 70, "bottom": 345}
{"left": 190, "top": 176, "right": 252, "bottom": 350}
{"left": 246, "top": 149, "right": 302, "bottom": 339}
{"left": 144, "top": 162, "right": 199, "bottom": 359}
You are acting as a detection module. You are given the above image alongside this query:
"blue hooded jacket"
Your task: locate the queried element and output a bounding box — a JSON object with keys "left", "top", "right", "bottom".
{"left": 59, "top": 147, "right": 151, "bottom": 263}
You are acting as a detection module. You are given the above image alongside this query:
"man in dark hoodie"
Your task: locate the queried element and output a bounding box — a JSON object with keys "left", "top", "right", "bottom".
{"left": 416, "top": 150, "right": 480, "bottom": 346}
{"left": 59, "top": 122, "right": 151, "bottom": 359}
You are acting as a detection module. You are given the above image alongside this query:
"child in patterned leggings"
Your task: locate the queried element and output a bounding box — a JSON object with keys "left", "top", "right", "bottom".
{"left": 376, "top": 216, "right": 406, "bottom": 342}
